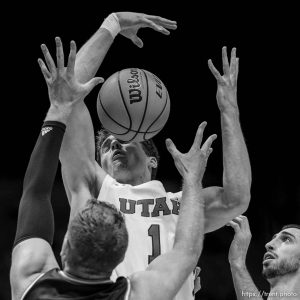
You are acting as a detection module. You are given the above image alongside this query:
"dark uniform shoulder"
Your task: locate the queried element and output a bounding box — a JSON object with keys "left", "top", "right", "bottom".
{"left": 23, "top": 268, "right": 129, "bottom": 300}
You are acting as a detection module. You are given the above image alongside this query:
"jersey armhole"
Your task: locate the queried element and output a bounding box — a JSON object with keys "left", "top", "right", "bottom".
{"left": 20, "top": 273, "right": 45, "bottom": 300}
{"left": 124, "top": 277, "right": 131, "bottom": 300}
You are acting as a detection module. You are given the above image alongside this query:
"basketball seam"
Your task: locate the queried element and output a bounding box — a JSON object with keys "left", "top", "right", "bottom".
{"left": 99, "top": 98, "right": 128, "bottom": 131}
{"left": 143, "top": 90, "right": 170, "bottom": 140}
{"left": 101, "top": 125, "right": 164, "bottom": 135}
{"left": 98, "top": 71, "right": 131, "bottom": 134}
{"left": 117, "top": 71, "right": 132, "bottom": 133}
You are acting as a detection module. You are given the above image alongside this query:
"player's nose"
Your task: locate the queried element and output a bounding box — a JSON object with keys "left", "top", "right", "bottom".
{"left": 265, "top": 240, "right": 275, "bottom": 251}
{"left": 111, "top": 139, "right": 122, "bottom": 150}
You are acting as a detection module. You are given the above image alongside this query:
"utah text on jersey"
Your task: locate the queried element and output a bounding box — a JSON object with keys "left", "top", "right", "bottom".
{"left": 118, "top": 197, "right": 180, "bottom": 217}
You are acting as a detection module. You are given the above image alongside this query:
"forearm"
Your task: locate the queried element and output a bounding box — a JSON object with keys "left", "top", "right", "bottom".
{"left": 230, "top": 263, "right": 263, "bottom": 300}
{"left": 14, "top": 120, "right": 66, "bottom": 247}
{"left": 145, "top": 179, "right": 205, "bottom": 300}
{"left": 59, "top": 103, "right": 97, "bottom": 190}
{"left": 221, "top": 108, "right": 251, "bottom": 206}
{"left": 174, "top": 178, "right": 205, "bottom": 260}
{"left": 75, "top": 27, "right": 113, "bottom": 83}
{"left": 59, "top": 26, "right": 114, "bottom": 193}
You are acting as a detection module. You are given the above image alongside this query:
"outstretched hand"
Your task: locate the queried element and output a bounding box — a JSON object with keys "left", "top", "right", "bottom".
{"left": 227, "top": 215, "right": 252, "bottom": 267}
{"left": 116, "top": 12, "right": 177, "bottom": 48}
{"left": 38, "top": 37, "right": 103, "bottom": 107}
{"left": 208, "top": 47, "right": 239, "bottom": 112}
{"left": 165, "top": 122, "right": 217, "bottom": 182}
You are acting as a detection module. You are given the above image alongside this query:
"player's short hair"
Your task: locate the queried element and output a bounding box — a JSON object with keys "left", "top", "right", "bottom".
{"left": 282, "top": 224, "right": 300, "bottom": 231}
{"left": 67, "top": 199, "right": 128, "bottom": 274}
{"left": 96, "top": 128, "right": 160, "bottom": 180}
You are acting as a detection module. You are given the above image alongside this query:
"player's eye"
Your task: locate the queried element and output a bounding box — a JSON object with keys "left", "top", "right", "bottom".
{"left": 281, "top": 236, "right": 291, "bottom": 242}
{"left": 101, "top": 140, "right": 111, "bottom": 152}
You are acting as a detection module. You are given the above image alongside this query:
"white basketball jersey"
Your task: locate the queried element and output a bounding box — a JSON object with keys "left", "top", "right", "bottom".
{"left": 98, "top": 174, "right": 196, "bottom": 300}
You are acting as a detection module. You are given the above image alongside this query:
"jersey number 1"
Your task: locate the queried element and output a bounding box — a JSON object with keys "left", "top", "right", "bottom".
{"left": 148, "top": 224, "right": 161, "bottom": 264}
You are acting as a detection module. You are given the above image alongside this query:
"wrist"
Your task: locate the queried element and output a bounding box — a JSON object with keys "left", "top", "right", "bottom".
{"left": 183, "top": 176, "right": 203, "bottom": 187}
{"left": 183, "top": 178, "right": 205, "bottom": 205}
{"left": 42, "top": 120, "right": 66, "bottom": 132}
{"left": 45, "top": 104, "right": 72, "bottom": 124}
{"left": 220, "top": 104, "right": 240, "bottom": 116}
{"left": 100, "top": 13, "right": 121, "bottom": 39}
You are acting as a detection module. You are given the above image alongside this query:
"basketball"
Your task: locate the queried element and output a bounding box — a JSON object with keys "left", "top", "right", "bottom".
{"left": 97, "top": 68, "right": 170, "bottom": 142}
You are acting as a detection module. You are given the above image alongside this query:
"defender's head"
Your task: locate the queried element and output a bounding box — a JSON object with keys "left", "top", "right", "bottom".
{"left": 61, "top": 199, "right": 128, "bottom": 276}
{"left": 96, "top": 129, "right": 160, "bottom": 183}
{"left": 262, "top": 224, "right": 300, "bottom": 281}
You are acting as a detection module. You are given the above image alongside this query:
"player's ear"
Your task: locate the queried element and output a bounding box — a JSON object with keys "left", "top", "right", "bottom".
{"left": 148, "top": 156, "right": 158, "bottom": 169}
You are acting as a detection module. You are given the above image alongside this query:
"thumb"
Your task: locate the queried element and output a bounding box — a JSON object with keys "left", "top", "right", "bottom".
{"left": 131, "top": 35, "right": 144, "bottom": 48}
{"left": 84, "top": 77, "right": 104, "bottom": 92}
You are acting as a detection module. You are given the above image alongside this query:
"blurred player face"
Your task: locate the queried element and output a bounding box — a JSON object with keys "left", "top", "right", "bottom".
{"left": 262, "top": 228, "right": 300, "bottom": 280}
{"left": 100, "top": 135, "right": 156, "bottom": 184}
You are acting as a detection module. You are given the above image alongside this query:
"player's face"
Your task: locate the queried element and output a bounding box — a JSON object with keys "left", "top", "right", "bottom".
{"left": 100, "top": 135, "right": 151, "bottom": 183}
{"left": 262, "top": 228, "right": 300, "bottom": 280}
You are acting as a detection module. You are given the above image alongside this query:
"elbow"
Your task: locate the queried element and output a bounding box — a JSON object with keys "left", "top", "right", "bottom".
{"left": 173, "top": 244, "right": 203, "bottom": 268}
{"left": 176, "top": 252, "right": 199, "bottom": 273}
{"left": 225, "top": 175, "right": 251, "bottom": 207}
{"left": 238, "top": 198, "right": 250, "bottom": 215}
{"left": 230, "top": 190, "right": 251, "bottom": 214}
{"left": 239, "top": 188, "right": 251, "bottom": 211}
{"left": 223, "top": 182, "right": 251, "bottom": 213}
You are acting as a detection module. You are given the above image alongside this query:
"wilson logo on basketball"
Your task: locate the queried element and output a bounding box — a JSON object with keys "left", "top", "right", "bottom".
{"left": 127, "top": 69, "right": 142, "bottom": 104}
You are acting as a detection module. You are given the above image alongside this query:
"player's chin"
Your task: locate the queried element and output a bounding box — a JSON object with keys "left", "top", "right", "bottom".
{"left": 112, "top": 158, "right": 128, "bottom": 168}
{"left": 112, "top": 163, "right": 129, "bottom": 177}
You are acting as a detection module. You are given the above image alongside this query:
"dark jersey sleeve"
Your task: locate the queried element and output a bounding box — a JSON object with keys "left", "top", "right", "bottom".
{"left": 13, "top": 121, "right": 66, "bottom": 247}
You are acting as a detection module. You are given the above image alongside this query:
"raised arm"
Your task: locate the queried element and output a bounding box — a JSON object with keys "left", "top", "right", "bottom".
{"left": 10, "top": 38, "right": 102, "bottom": 300}
{"left": 227, "top": 216, "right": 263, "bottom": 300}
{"left": 203, "top": 47, "right": 251, "bottom": 232}
{"left": 59, "top": 15, "right": 114, "bottom": 212}
{"left": 59, "top": 12, "right": 177, "bottom": 216}
{"left": 129, "top": 123, "right": 217, "bottom": 300}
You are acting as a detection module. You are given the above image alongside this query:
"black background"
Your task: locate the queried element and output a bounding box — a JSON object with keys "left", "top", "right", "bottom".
{"left": 0, "top": 2, "right": 299, "bottom": 299}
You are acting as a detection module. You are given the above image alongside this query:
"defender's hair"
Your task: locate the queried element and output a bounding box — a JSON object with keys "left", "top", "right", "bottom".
{"left": 67, "top": 199, "right": 128, "bottom": 274}
{"left": 282, "top": 224, "right": 300, "bottom": 231}
{"left": 96, "top": 128, "right": 160, "bottom": 180}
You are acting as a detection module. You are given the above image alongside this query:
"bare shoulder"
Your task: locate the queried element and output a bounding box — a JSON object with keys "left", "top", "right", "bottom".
{"left": 128, "top": 271, "right": 172, "bottom": 300}
{"left": 11, "top": 238, "right": 58, "bottom": 300}
{"left": 128, "top": 272, "right": 153, "bottom": 300}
